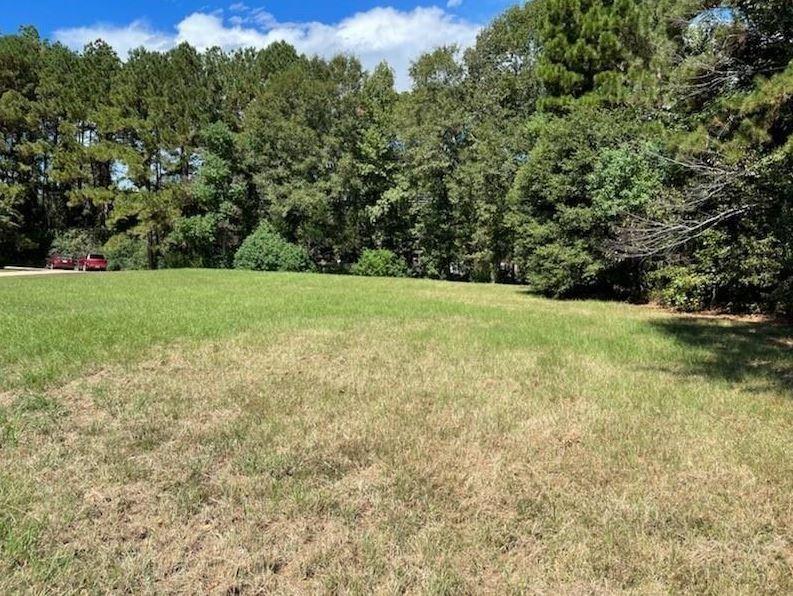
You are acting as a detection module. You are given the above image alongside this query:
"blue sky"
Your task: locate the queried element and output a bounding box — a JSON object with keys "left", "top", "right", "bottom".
{"left": 1, "top": 1, "right": 514, "bottom": 34}
{"left": 0, "top": 1, "right": 518, "bottom": 89}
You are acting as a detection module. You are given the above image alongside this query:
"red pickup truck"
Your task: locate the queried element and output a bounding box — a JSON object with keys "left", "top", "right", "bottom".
{"left": 77, "top": 254, "right": 108, "bottom": 272}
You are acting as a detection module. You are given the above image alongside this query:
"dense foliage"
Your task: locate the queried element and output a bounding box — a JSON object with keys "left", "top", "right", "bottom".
{"left": 351, "top": 249, "right": 408, "bottom": 278}
{"left": 49, "top": 229, "right": 98, "bottom": 258}
{"left": 0, "top": 1, "right": 790, "bottom": 314}
{"left": 233, "top": 223, "right": 313, "bottom": 273}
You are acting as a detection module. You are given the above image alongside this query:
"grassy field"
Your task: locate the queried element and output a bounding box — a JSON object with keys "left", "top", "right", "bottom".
{"left": 1, "top": 270, "right": 791, "bottom": 594}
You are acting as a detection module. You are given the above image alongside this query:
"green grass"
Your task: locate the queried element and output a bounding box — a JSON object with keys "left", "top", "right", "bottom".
{"left": 1, "top": 270, "right": 791, "bottom": 593}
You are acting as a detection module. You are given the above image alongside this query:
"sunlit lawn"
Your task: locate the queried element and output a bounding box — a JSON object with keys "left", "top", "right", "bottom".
{"left": 1, "top": 270, "right": 791, "bottom": 593}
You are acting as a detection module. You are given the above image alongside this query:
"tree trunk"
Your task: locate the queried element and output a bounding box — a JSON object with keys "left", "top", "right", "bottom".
{"left": 147, "top": 230, "right": 157, "bottom": 270}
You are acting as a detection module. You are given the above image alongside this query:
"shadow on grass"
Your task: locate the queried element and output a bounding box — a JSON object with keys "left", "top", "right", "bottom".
{"left": 649, "top": 317, "right": 793, "bottom": 397}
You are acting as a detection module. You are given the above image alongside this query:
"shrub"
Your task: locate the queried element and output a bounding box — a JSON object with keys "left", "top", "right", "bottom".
{"left": 234, "top": 223, "right": 314, "bottom": 272}
{"left": 650, "top": 266, "right": 712, "bottom": 312}
{"left": 103, "top": 234, "right": 148, "bottom": 271}
{"left": 351, "top": 249, "right": 408, "bottom": 278}
{"left": 519, "top": 239, "right": 603, "bottom": 298}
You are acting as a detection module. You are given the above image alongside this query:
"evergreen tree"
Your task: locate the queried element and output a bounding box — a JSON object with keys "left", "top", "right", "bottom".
{"left": 534, "top": 0, "right": 654, "bottom": 107}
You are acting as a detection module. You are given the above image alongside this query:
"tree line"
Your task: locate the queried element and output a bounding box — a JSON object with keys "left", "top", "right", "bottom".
{"left": 0, "top": 0, "right": 790, "bottom": 314}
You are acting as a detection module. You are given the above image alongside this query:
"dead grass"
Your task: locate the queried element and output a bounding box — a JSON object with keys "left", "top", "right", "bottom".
{"left": 0, "top": 272, "right": 791, "bottom": 594}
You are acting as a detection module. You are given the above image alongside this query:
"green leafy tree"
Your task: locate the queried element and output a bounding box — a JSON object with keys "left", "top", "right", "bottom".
{"left": 241, "top": 60, "right": 334, "bottom": 253}
{"left": 170, "top": 122, "right": 252, "bottom": 267}
{"left": 450, "top": 6, "right": 543, "bottom": 281}
{"left": 352, "top": 62, "right": 401, "bottom": 256}
{"left": 510, "top": 106, "right": 658, "bottom": 297}
{"left": 393, "top": 46, "right": 468, "bottom": 278}
{"left": 50, "top": 229, "right": 98, "bottom": 258}
{"left": 103, "top": 233, "right": 148, "bottom": 271}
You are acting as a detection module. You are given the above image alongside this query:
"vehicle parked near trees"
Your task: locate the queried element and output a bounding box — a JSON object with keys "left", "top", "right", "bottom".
{"left": 77, "top": 254, "right": 108, "bottom": 272}
{"left": 46, "top": 254, "right": 76, "bottom": 270}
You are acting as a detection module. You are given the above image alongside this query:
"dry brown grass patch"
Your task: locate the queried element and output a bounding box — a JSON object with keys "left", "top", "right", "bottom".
{"left": 1, "top": 319, "right": 791, "bottom": 594}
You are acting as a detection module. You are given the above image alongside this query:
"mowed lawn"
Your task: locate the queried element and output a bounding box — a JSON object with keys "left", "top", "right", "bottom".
{"left": 1, "top": 271, "right": 791, "bottom": 594}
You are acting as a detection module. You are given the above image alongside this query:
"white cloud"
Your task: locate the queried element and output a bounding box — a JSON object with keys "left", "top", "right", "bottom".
{"left": 53, "top": 20, "right": 173, "bottom": 56}
{"left": 54, "top": 6, "right": 481, "bottom": 91}
{"left": 447, "top": 0, "right": 464, "bottom": 8}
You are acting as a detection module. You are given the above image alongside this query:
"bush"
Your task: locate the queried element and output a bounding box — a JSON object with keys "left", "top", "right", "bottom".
{"left": 103, "top": 234, "right": 148, "bottom": 271}
{"left": 650, "top": 266, "right": 712, "bottom": 312}
{"left": 234, "top": 223, "right": 314, "bottom": 272}
{"left": 520, "top": 240, "right": 603, "bottom": 298}
{"left": 351, "top": 249, "right": 408, "bottom": 278}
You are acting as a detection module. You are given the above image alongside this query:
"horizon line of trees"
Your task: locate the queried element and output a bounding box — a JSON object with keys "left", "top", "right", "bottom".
{"left": 1, "top": 0, "right": 791, "bottom": 314}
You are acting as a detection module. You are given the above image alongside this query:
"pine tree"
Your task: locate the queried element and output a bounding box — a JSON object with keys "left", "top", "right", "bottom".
{"left": 535, "top": 0, "right": 653, "bottom": 107}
